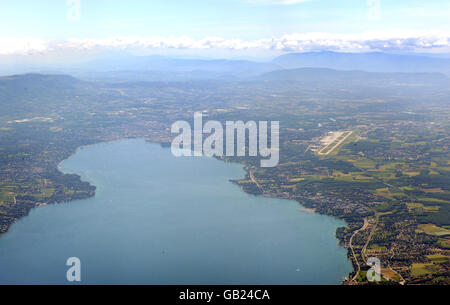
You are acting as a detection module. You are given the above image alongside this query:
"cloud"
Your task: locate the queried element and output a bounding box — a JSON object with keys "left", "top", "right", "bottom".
{"left": 0, "top": 38, "right": 49, "bottom": 55}
{"left": 1, "top": 31, "right": 449, "bottom": 56}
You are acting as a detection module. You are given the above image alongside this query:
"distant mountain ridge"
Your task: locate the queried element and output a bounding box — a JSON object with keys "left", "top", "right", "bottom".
{"left": 2, "top": 51, "right": 450, "bottom": 81}
{"left": 271, "top": 51, "right": 450, "bottom": 75}
{"left": 75, "top": 51, "right": 450, "bottom": 81}
{"left": 258, "top": 67, "right": 448, "bottom": 82}
{"left": 71, "top": 55, "right": 279, "bottom": 81}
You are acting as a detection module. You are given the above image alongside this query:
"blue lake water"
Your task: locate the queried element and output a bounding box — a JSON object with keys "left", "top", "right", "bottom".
{"left": 0, "top": 139, "right": 352, "bottom": 284}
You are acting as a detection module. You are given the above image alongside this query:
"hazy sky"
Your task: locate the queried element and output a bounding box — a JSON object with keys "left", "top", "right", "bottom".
{"left": 1, "top": 0, "right": 449, "bottom": 57}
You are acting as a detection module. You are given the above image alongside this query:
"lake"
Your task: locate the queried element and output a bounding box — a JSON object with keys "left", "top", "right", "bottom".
{"left": 0, "top": 139, "right": 352, "bottom": 284}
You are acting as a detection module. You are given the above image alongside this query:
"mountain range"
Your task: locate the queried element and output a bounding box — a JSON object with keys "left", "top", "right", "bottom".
{"left": 2, "top": 51, "right": 450, "bottom": 81}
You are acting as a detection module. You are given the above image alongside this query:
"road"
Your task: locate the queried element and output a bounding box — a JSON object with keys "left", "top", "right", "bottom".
{"left": 249, "top": 169, "right": 263, "bottom": 190}
{"left": 350, "top": 217, "right": 369, "bottom": 282}
{"left": 361, "top": 214, "right": 380, "bottom": 262}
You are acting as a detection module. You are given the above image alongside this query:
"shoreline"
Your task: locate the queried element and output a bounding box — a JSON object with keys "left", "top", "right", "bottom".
{"left": 2, "top": 137, "right": 357, "bottom": 283}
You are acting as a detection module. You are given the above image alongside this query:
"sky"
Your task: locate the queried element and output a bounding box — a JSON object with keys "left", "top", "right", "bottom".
{"left": 0, "top": 0, "right": 449, "bottom": 58}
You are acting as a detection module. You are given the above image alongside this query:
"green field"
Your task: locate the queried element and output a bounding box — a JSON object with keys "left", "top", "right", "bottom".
{"left": 426, "top": 254, "right": 449, "bottom": 263}
{"left": 411, "top": 263, "right": 438, "bottom": 277}
{"left": 416, "top": 224, "right": 450, "bottom": 236}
